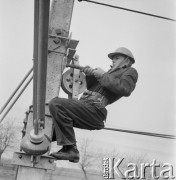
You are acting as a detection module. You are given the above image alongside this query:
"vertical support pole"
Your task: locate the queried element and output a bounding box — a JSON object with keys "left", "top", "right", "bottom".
{"left": 35, "top": 0, "right": 50, "bottom": 134}
{"left": 21, "top": 0, "right": 51, "bottom": 150}
{"left": 33, "top": 0, "right": 39, "bottom": 131}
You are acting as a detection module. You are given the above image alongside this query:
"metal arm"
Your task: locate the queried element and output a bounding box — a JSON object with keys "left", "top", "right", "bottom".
{"left": 66, "top": 64, "right": 85, "bottom": 70}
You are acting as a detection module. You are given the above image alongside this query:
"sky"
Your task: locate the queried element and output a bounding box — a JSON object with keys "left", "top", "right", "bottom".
{"left": 0, "top": 0, "right": 176, "bottom": 166}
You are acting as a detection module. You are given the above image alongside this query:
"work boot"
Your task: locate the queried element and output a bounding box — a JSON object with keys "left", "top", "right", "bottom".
{"left": 50, "top": 145, "right": 80, "bottom": 163}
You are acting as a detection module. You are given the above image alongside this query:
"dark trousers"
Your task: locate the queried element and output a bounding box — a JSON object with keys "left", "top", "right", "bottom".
{"left": 48, "top": 97, "right": 107, "bottom": 146}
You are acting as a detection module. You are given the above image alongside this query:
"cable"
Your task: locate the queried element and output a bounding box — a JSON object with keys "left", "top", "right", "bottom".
{"left": 26, "top": 109, "right": 176, "bottom": 140}
{"left": 78, "top": 0, "right": 176, "bottom": 22}
{"left": 104, "top": 127, "right": 176, "bottom": 139}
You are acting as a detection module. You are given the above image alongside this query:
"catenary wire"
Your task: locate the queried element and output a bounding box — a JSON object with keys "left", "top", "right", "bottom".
{"left": 104, "top": 127, "right": 176, "bottom": 139}
{"left": 40, "top": 112, "right": 176, "bottom": 140}
{"left": 78, "top": 0, "right": 176, "bottom": 22}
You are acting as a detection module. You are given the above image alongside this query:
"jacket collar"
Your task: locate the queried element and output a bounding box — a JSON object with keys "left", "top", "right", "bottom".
{"left": 108, "top": 65, "right": 128, "bottom": 73}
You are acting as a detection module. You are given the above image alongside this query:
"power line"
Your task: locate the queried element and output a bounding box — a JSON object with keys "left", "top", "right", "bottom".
{"left": 104, "top": 127, "right": 176, "bottom": 139}
{"left": 29, "top": 108, "right": 176, "bottom": 140}
{"left": 78, "top": 0, "right": 176, "bottom": 22}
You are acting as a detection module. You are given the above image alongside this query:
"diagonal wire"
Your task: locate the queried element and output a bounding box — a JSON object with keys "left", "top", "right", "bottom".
{"left": 0, "top": 76, "right": 33, "bottom": 124}
{"left": 0, "top": 67, "right": 33, "bottom": 115}
{"left": 78, "top": 0, "right": 176, "bottom": 22}
{"left": 104, "top": 127, "right": 176, "bottom": 139}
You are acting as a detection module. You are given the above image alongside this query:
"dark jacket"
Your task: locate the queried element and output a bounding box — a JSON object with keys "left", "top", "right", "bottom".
{"left": 86, "top": 66, "right": 138, "bottom": 104}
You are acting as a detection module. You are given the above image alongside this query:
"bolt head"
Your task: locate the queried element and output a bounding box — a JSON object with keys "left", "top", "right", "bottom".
{"left": 18, "top": 155, "right": 22, "bottom": 159}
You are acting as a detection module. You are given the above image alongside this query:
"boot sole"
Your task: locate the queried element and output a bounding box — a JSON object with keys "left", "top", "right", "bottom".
{"left": 50, "top": 154, "right": 79, "bottom": 163}
{"left": 69, "top": 159, "right": 79, "bottom": 163}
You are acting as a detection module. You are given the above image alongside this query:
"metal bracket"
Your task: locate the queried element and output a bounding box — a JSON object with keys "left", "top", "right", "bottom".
{"left": 67, "top": 48, "right": 76, "bottom": 61}
{"left": 12, "top": 152, "right": 56, "bottom": 171}
{"left": 48, "top": 34, "right": 79, "bottom": 52}
{"left": 72, "top": 56, "right": 81, "bottom": 99}
{"left": 67, "top": 39, "right": 79, "bottom": 49}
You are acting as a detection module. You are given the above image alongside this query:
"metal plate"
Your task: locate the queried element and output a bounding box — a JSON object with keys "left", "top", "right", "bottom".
{"left": 67, "top": 48, "right": 76, "bottom": 60}
{"left": 12, "top": 152, "right": 56, "bottom": 171}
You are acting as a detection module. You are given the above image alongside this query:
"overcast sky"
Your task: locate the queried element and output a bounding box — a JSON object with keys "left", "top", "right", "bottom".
{"left": 0, "top": 0, "right": 176, "bottom": 165}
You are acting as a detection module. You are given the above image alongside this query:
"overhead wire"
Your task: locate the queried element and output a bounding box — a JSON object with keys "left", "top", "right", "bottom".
{"left": 104, "top": 127, "right": 176, "bottom": 139}
{"left": 41, "top": 109, "right": 176, "bottom": 140}
{"left": 78, "top": 0, "right": 176, "bottom": 22}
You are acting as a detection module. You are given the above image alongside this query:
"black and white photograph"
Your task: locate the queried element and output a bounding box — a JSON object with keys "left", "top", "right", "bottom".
{"left": 0, "top": 0, "right": 175, "bottom": 179}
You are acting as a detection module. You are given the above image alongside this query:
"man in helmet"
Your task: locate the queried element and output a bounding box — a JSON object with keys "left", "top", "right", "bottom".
{"left": 49, "top": 47, "right": 138, "bottom": 163}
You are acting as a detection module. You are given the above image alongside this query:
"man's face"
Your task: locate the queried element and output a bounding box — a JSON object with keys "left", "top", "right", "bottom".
{"left": 112, "top": 54, "right": 126, "bottom": 67}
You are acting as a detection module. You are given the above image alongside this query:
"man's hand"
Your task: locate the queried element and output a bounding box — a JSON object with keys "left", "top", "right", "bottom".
{"left": 93, "top": 68, "right": 105, "bottom": 78}
{"left": 81, "top": 65, "right": 94, "bottom": 76}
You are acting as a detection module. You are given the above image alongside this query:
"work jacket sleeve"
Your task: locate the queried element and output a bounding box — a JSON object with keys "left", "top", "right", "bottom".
{"left": 96, "top": 68, "right": 138, "bottom": 96}
{"left": 85, "top": 75, "right": 98, "bottom": 89}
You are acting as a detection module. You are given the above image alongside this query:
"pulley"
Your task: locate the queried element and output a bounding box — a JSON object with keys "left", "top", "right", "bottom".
{"left": 61, "top": 69, "right": 86, "bottom": 95}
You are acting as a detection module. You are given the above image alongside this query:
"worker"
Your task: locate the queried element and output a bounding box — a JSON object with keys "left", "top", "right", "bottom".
{"left": 49, "top": 47, "right": 138, "bottom": 163}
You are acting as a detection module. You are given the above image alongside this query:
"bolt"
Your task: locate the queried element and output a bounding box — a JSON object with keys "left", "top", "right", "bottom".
{"left": 22, "top": 129, "right": 26, "bottom": 133}
{"left": 23, "top": 119, "right": 27, "bottom": 124}
{"left": 39, "top": 126, "right": 43, "bottom": 130}
{"left": 18, "top": 155, "right": 22, "bottom": 159}
{"left": 69, "top": 84, "right": 73, "bottom": 89}
{"left": 53, "top": 38, "right": 61, "bottom": 44}
{"left": 49, "top": 159, "right": 54, "bottom": 163}
{"left": 34, "top": 119, "right": 37, "bottom": 125}
{"left": 66, "top": 78, "right": 70, "bottom": 82}
{"left": 55, "top": 29, "right": 62, "bottom": 35}
{"left": 74, "top": 54, "right": 79, "bottom": 61}
{"left": 39, "top": 121, "right": 44, "bottom": 125}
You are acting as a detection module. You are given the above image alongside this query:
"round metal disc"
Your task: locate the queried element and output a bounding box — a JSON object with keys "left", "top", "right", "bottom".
{"left": 61, "top": 69, "right": 86, "bottom": 95}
